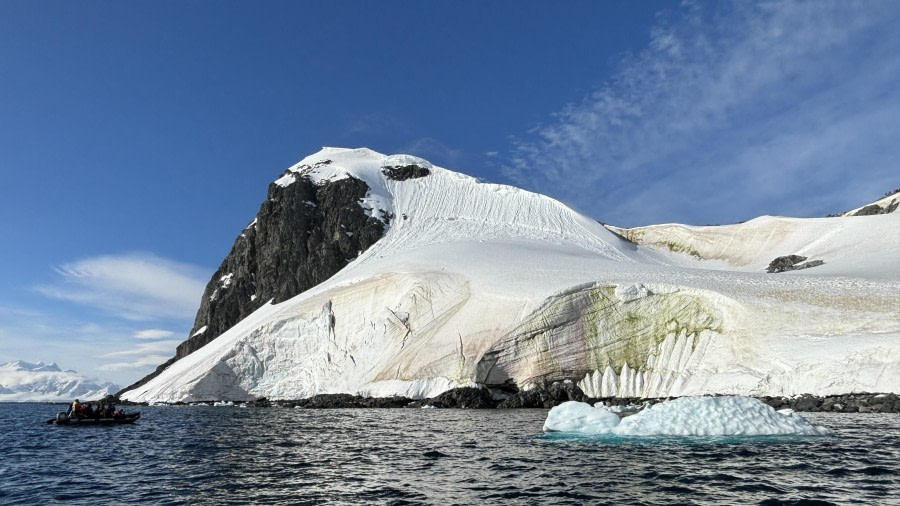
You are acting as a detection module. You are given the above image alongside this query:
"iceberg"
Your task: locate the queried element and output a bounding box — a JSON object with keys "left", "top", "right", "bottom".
{"left": 543, "top": 396, "right": 831, "bottom": 436}
{"left": 541, "top": 400, "right": 622, "bottom": 433}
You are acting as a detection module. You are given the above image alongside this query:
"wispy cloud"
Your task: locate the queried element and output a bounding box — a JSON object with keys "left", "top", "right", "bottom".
{"left": 133, "top": 329, "right": 175, "bottom": 339}
{"left": 36, "top": 253, "right": 208, "bottom": 321}
{"left": 0, "top": 313, "right": 156, "bottom": 383}
{"left": 504, "top": 1, "right": 900, "bottom": 226}
{"left": 99, "top": 339, "right": 181, "bottom": 358}
{"left": 96, "top": 335, "right": 182, "bottom": 374}
{"left": 0, "top": 311, "right": 188, "bottom": 384}
{"left": 98, "top": 355, "right": 174, "bottom": 372}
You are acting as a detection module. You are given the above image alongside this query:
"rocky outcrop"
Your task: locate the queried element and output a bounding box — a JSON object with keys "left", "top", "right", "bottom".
{"left": 849, "top": 201, "right": 899, "bottom": 216}
{"left": 382, "top": 164, "right": 430, "bottom": 181}
{"left": 766, "top": 255, "right": 824, "bottom": 273}
{"left": 424, "top": 387, "right": 496, "bottom": 408}
{"left": 119, "top": 170, "right": 389, "bottom": 396}
{"left": 497, "top": 381, "right": 588, "bottom": 408}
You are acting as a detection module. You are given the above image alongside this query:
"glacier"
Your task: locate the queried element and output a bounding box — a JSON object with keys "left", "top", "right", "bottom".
{"left": 121, "top": 147, "right": 900, "bottom": 403}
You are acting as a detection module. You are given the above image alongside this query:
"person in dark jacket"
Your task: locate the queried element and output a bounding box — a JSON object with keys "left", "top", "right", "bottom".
{"left": 67, "top": 399, "right": 81, "bottom": 418}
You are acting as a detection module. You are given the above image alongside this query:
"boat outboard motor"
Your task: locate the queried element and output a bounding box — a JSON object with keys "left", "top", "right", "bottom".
{"left": 56, "top": 412, "right": 69, "bottom": 422}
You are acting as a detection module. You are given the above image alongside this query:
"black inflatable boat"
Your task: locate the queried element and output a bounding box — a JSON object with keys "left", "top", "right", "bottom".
{"left": 47, "top": 412, "right": 141, "bottom": 425}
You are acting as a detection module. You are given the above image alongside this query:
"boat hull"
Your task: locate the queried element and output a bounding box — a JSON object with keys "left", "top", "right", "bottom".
{"left": 47, "top": 412, "right": 141, "bottom": 425}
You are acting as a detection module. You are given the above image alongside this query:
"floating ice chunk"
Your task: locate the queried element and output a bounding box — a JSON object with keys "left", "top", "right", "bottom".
{"left": 543, "top": 396, "right": 830, "bottom": 436}
{"left": 542, "top": 400, "right": 621, "bottom": 433}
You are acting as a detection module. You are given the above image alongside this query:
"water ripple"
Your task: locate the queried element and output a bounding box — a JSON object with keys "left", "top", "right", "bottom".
{"left": 1, "top": 406, "right": 897, "bottom": 504}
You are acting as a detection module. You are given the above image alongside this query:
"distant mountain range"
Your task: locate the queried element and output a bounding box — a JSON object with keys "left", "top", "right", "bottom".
{"left": 121, "top": 147, "right": 899, "bottom": 403}
{"left": 0, "top": 360, "right": 118, "bottom": 402}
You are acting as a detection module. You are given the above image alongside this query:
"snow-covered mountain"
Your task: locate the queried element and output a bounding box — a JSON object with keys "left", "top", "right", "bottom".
{"left": 0, "top": 360, "right": 119, "bottom": 402}
{"left": 121, "top": 147, "right": 900, "bottom": 403}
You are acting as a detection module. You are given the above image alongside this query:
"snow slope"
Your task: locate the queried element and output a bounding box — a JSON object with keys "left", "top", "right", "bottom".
{"left": 606, "top": 213, "right": 900, "bottom": 278}
{"left": 122, "top": 148, "right": 900, "bottom": 403}
{"left": 0, "top": 361, "right": 118, "bottom": 402}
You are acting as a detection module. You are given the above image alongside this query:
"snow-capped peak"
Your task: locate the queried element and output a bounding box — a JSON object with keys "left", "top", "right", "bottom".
{"left": 274, "top": 147, "right": 399, "bottom": 229}
{"left": 274, "top": 147, "right": 638, "bottom": 271}
{"left": 5, "top": 360, "right": 63, "bottom": 372}
{"left": 276, "top": 146, "right": 409, "bottom": 191}
{"left": 0, "top": 360, "right": 119, "bottom": 402}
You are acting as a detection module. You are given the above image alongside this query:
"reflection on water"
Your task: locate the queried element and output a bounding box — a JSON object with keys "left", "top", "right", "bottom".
{"left": 2, "top": 404, "right": 897, "bottom": 504}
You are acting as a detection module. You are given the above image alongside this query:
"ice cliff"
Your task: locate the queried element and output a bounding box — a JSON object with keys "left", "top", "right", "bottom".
{"left": 120, "top": 148, "right": 900, "bottom": 403}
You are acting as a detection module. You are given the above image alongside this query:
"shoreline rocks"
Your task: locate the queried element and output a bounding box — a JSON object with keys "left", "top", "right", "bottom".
{"left": 118, "top": 386, "right": 900, "bottom": 413}
{"left": 757, "top": 393, "right": 898, "bottom": 413}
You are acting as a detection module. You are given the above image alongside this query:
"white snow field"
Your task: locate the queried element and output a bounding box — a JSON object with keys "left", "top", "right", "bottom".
{"left": 542, "top": 396, "right": 831, "bottom": 436}
{"left": 122, "top": 148, "right": 900, "bottom": 403}
{"left": 0, "top": 360, "right": 118, "bottom": 402}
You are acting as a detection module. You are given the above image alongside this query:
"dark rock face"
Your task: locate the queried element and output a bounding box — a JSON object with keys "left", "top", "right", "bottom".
{"left": 119, "top": 168, "right": 389, "bottom": 396}
{"left": 181, "top": 173, "right": 387, "bottom": 354}
{"left": 766, "top": 255, "right": 824, "bottom": 273}
{"left": 382, "top": 164, "right": 430, "bottom": 181}
{"left": 498, "top": 381, "right": 588, "bottom": 408}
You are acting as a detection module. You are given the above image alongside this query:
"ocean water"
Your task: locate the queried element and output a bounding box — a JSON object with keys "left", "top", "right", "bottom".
{"left": 1, "top": 403, "right": 897, "bottom": 505}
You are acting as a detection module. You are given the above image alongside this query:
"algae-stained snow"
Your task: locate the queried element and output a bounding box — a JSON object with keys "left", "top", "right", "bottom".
{"left": 122, "top": 148, "right": 900, "bottom": 403}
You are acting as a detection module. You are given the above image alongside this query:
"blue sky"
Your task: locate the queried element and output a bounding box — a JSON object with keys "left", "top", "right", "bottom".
{"left": 1, "top": 1, "right": 897, "bottom": 386}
